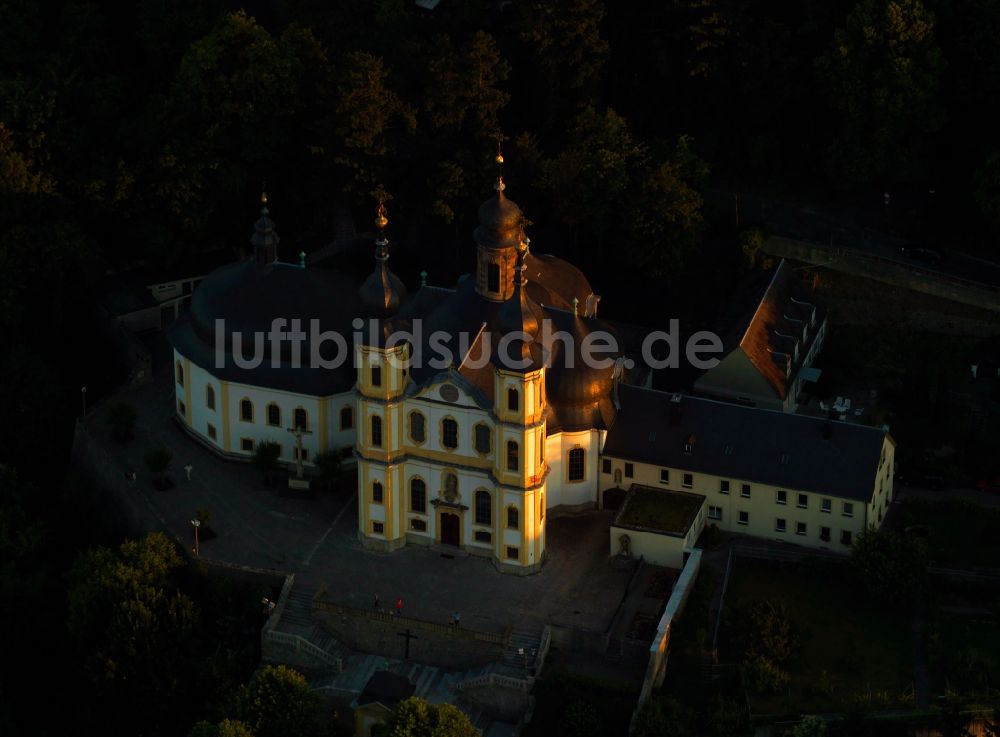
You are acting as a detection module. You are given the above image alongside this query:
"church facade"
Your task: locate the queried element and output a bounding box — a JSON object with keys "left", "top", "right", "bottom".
{"left": 168, "top": 177, "right": 623, "bottom": 574}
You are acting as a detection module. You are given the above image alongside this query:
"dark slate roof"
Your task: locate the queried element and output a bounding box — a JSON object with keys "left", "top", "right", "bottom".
{"left": 604, "top": 384, "right": 888, "bottom": 501}
{"left": 356, "top": 670, "right": 415, "bottom": 708}
{"left": 166, "top": 259, "right": 361, "bottom": 395}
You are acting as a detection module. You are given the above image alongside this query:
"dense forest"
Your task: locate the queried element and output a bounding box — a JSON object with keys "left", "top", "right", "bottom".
{"left": 2, "top": 0, "right": 999, "bottom": 734}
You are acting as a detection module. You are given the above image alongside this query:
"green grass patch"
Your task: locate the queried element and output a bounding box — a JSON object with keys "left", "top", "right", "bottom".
{"left": 617, "top": 487, "right": 703, "bottom": 535}
{"left": 524, "top": 664, "right": 638, "bottom": 737}
{"left": 722, "top": 559, "right": 914, "bottom": 715}
{"left": 895, "top": 498, "right": 1000, "bottom": 568}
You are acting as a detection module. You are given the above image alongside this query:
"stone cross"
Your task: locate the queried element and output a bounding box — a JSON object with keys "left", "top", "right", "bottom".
{"left": 287, "top": 425, "right": 314, "bottom": 479}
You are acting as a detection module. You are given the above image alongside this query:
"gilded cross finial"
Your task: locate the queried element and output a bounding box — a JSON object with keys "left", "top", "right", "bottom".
{"left": 371, "top": 185, "right": 392, "bottom": 230}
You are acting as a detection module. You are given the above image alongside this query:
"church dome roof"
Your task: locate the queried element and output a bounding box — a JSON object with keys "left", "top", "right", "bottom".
{"left": 546, "top": 310, "right": 619, "bottom": 410}
{"left": 474, "top": 180, "right": 524, "bottom": 251}
{"left": 360, "top": 253, "right": 407, "bottom": 318}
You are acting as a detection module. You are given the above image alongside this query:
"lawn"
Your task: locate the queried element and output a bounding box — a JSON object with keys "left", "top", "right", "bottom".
{"left": 722, "top": 559, "right": 913, "bottom": 715}
{"left": 617, "top": 487, "right": 703, "bottom": 534}
{"left": 895, "top": 498, "right": 1000, "bottom": 569}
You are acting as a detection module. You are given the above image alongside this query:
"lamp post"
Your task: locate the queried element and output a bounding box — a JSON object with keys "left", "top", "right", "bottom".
{"left": 191, "top": 518, "right": 201, "bottom": 556}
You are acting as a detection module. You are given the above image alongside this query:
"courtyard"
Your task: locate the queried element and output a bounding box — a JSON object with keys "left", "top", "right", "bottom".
{"left": 81, "top": 371, "right": 641, "bottom": 637}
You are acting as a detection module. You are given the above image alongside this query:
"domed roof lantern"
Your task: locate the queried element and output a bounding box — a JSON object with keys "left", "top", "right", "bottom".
{"left": 495, "top": 238, "right": 544, "bottom": 368}
{"left": 359, "top": 187, "right": 407, "bottom": 319}
{"left": 251, "top": 191, "right": 280, "bottom": 267}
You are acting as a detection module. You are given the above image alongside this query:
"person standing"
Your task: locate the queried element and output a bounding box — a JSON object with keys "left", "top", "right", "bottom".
{"left": 184, "top": 464, "right": 193, "bottom": 481}
{"left": 395, "top": 597, "right": 403, "bottom": 616}
{"left": 452, "top": 611, "right": 460, "bottom": 628}
{"left": 373, "top": 594, "right": 380, "bottom": 611}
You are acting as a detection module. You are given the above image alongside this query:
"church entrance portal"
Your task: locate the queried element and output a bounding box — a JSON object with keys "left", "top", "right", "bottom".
{"left": 440, "top": 513, "right": 460, "bottom": 547}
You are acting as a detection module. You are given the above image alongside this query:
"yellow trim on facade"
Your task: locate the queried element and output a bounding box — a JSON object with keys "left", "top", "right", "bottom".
{"left": 317, "top": 400, "right": 328, "bottom": 452}
{"left": 183, "top": 357, "right": 193, "bottom": 424}
{"left": 220, "top": 381, "right": 231, "bottom": 451}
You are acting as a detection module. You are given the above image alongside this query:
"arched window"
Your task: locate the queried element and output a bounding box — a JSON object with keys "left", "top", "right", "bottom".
{"left": 267, "top": 403, "right": 281, "bottom": 427}
{"left": 442, "top": 418, "right": 458, "bottom": 449}
{"left": 175, "top": 361, "right": 184, "bottom": 386}
{"left": 409, "top": 412, "right": 426, "bottom": 443}
{"left": 568, "top": 448, "right": 585, "bottom": 481}
{"left": 240, "top": 398, "right": 254, "bottom": 422}
{"left": 340, "top": 405, "right": 354, "bottom": 430}
{"left": 410, "top": 478, "right": 426, "bottom": 513}
{"left": 507, "top": 387, "right": 519, "bottom": 412}
{"left": 475, "top": 490, "right": 492, "bottom": 525}
{"left": 293, "top": 407, "right": 307, "bottom": 430}
{"left": 474, "top": 423, "right": 491, "bottom": 454}
{"left": 507, "top": 506, "right": 519, "bottom": 529}
{"left": 487, "top": 262, "right": 500, "bottom": 293}
{"left": 372, "top": 481, "right": 383, "bottom": 503}
{"left": 205, "top": 385, "right": 215, "bottom": 410}
{"left": 371, "top": 415, "right": 382, "bottom": 447}
{"left": 507, "top": 440, "right": 519, "bottom": 472}
{"left": 371, "top": 365, "right": 382, "bottom": 387}
{"left": 539, "top": 493, "right": 545, "bottom": 521}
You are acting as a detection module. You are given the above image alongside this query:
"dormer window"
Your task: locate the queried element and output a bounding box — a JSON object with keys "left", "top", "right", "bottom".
{"left": 683, "top": 434, "right": 696, "bottom": 454}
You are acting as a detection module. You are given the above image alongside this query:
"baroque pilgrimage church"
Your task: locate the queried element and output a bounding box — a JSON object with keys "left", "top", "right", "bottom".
{"left": 168, "top": 172, "right": 895, "bottom": 574}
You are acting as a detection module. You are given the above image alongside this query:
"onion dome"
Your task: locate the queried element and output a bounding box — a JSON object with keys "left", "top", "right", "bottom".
{"left": 546, "top": 301, "right": 618, "bottom": 409}
{"left": 251, "top": 192, "right": 280, "bottom": 267}
{"left": 359, "top": 195, "right": 407, "bottom": 319}
{"left": 474, "top": 177, "right": 525, "bottom": 251}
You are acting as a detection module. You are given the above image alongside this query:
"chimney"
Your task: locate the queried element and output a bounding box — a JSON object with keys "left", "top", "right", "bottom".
{"left": 669, "top": 393, "right": 683, "bottom": 426}
{"left": 822, "top": 421, "right": 832, "bottom": 440}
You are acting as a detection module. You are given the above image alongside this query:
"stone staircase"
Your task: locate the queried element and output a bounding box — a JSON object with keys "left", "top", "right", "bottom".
{"left": 310, "top": 655, "right": 493, "bottom": 731}
{"left": 266, "top": 584, "right": 345, "bottom": 670}
{"left": 497, "top": 627, "right": 543, "bottom": 676}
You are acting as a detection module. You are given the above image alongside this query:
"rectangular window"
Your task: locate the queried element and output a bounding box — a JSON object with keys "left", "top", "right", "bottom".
{"left": 410, "top": 518, "right": 427, "bottom": 532}
{"left": 843, "top": 502, "right": 854, "bottom": 517}
{"left": 372, "top": 482, "right": 384, "bottom": 503}
{"left": 820, "top": 526, "right": 831, "bottom": 542}
{"left": 776, "top": 490, "right": 787, "bottom": 505}
{"left": 775, "top": 518, "right": 787, "bottom": 533}
{"left": 741, "top": 483, "right": 751, "bottom": 498}
{"left": 602, "top": 459, "right": 612, "bottom": 474}
{"left": 738, "top": 511, "right": 749, "bottom": 526}
{"left": 708, "top": 505, "right": 722, "bottom": 521}
{"left": 841, "top": 530, "right": 852, "bottom": 546}
{"left": 241, "top": 438, "right": 254, "bottom": 452}
{"left": 624, "top": 463, "right": 634, "bottom": 478}
{"left": 506, "top": 546, "right": 519, "bottom": 561}
{"left": 371, "top": 365, "right": 381, "bottom": 387}
{"left": 719, "top": 480, "right": 730, "bottom": 494}
{"left": 568, "top": 448, "right": 585, "bottom": 481}
{"left": 797, "top": 493, "right": 808, "bottom": 509}
{"left": 821, "top": 498, "right": 832, "bottom": 513}
{"left": 177, "top": 400, "right": 186, "bottom": 416}
{"left": 682, "top": 473, "right": 693, "bottom": 488}
{"left": 373, "top": 521, "right": 384, "bottom": 534}
{"left": 474, "top": 530, "right": 492, "bottom": 544}
{"left": 207, "top": 423, "right": 217, "bottom": 440}
{"left": 796, "top": 522, "right": 807, "bottom": 536}
{"left": 659, "top": 469, "right": 669, "bottom": 484}
{"left": 294, "top": 447, "right": 309, "bottom": 461}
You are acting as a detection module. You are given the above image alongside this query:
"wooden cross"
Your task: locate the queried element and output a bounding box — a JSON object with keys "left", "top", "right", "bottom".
{"left": 287, "top": 425, "right": 314, "bottom": 479}
{"left": 397, "top": 628, "right": 418, "bottom": 660}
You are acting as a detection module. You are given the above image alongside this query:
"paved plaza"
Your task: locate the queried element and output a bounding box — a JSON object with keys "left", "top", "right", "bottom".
{"left": 83, "top": 371, "right": 638, "bottom": 636}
